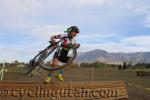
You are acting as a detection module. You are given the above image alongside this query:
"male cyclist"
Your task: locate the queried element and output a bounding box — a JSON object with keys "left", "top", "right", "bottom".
{"left": 44, "top": 26, "right": 80, "bottom": 83}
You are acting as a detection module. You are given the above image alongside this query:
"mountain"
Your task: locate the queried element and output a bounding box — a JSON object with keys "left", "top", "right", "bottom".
{"left": 76, "top": 49, "right": 150, "bottom": 64}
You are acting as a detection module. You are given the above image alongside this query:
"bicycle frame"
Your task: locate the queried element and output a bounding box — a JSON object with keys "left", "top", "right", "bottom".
{"left": 25, "top": 36, "right": 75, "bottom": 74}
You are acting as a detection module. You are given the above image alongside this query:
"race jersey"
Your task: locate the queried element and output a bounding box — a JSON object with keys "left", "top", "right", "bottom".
{"left": 52, "top": 34, "right": 77, "bottom": 50}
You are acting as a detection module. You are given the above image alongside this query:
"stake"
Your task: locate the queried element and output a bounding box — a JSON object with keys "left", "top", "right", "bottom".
{"left": 91, "top": 66, "right": 94, "bottom": 82}
{"left": 0, "top": 61, "right": 8, "bottom": 81}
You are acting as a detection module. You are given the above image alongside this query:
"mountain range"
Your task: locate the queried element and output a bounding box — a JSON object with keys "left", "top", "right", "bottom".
{"left": 76, "top": 49, "right": 150, "bottom": 64}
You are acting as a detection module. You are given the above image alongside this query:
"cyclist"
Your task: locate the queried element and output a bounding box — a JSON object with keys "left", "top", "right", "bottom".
{"left": 44, "top": 26, "right": 80, "bottom": 83}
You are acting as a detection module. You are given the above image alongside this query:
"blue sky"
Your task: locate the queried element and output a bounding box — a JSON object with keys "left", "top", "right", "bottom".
{"left": 0, "top": 0, "right": 150, "bottom": 62}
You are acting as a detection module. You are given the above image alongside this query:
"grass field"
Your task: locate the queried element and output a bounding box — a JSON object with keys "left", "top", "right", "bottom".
{"left": 1, "top": 66, "right": 150, "bottom": 100}
{"left": 64, "top": 67, "right": 150, "bottom": 100}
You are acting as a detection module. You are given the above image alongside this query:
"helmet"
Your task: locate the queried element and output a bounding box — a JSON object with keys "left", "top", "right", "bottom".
{"left": 65, "top": 26, "right": 79, "bottom": 33}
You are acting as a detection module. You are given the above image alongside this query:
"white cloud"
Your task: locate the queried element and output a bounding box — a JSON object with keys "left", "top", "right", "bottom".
{"left": 122, "top": 35, "right": 150, "bottom": 46}
{"left": 27, "top": 24, "right": 67, "bottom": 38}
{"left": 1, "top": 0, "right": 150, "bottom": 32}
{"left": 0, "top": 43, "right": 47, "bottom": 63}
{"left": 78, "top": 43, "right": 129, "bottom": 53}
{"left": 78, "top": 33, "right": 119, "bottom": 39}
{"left": 0, "top": 0, "right": 43, "bottom": 15}
{"left": 77, "top": 0, "right": 108, "bottom": 6}
{"left": 124, "top": 1, "right": 150, "bottom": 28}
{"left": 79, "top": 35, "right": 150, "bottom": 53}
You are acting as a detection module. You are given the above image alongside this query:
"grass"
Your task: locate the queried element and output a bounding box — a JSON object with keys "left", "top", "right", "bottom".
{"left": 63, "top": 67, "right": 150, "bottom": 100}
{"left": 64, "top": 67, "right": 150, "bottom": 87}
{"left": 1, "top": 66, "right": 150, "bottom": 100}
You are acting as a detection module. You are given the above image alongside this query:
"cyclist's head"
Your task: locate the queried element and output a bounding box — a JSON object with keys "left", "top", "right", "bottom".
{"left": 65, "top": 26, "right": 79, "bottom": 38}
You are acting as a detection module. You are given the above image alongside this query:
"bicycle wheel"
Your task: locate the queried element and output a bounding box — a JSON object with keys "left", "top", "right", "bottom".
{"left": 24, "top": 45, "right": 52, "bottom": 74}
{"left": 38, "top": 47, "right": 77, "bottom": 71}
{"left": 24, "top": 55, "right": 40, "bottom": 75}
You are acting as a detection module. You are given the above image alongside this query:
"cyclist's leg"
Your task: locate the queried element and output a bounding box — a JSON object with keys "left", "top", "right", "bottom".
{"left": 48, "top": 50, "right": 60, "bottom": 75}
{"left": 53, "top": 49, "right": 69, "bottom": 81}
{"left": 48, "top": 58, "right": 59, "bottom": 74}
{"left": 44, "top": 52, "right": 59, "bottom": 83}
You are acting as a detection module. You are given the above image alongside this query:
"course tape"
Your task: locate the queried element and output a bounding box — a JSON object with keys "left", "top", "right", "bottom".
{"left": 126, "top": 82, "right": 150, "bottom": 92}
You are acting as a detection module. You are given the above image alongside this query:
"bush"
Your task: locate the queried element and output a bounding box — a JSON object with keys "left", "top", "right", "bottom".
{"left": 118, "top": 65, "right": 122, "bottom": 70}
{"left": 123, "top": 62, "right": 127, "bottom": 69}
{"left": 80, "top": 61, "right": 118, "bottom": 68}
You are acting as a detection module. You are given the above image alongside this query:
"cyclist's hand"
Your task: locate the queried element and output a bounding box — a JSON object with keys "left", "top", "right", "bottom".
{"left": 49, "top": 40, "right": 56, "bottom": 47}
{"left": 74, "top": 44, "right": 80, "bottom": 48}
{"left": 51, "top": 40, "right": 56, "bottom": 44}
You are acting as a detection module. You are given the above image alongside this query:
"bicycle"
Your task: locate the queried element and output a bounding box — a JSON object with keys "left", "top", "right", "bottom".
{"left": 25, "top": 36, "right": 77, "bottom": 75}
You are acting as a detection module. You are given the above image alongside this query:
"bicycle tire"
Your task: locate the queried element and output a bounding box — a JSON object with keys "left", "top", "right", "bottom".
{"left": 24, "top": 58, "right": 39, "bottom": 75}
{"left": 24, "top": 47, "right": 48, "bottom": 74}
{"left": 38, "top": 48, "right": 77, "bottom": 71}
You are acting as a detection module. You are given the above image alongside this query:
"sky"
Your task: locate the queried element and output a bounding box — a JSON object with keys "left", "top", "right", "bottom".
{"left": 0, "top": 0, "right": 150, "bottom": 62}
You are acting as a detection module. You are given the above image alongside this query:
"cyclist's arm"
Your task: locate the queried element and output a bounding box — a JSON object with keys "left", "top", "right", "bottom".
{"left": 74, "top": 39, "right": 80, "bottom": 48}
{"left": 50, "top": 35, "right": 59, "bottom": 43}
{"left": 50, "top": 34, "right": 67, "bottom": 43}
{"left": 50, "top": 36, "right": 56, "bottom": 43}
{"left": 68, "top": 39, "right": 80, "bottom": 49}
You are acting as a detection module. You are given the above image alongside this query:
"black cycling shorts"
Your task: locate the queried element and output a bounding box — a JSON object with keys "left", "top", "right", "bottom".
{"left": 53, "top": 48, "right": 71, "bottom": 63}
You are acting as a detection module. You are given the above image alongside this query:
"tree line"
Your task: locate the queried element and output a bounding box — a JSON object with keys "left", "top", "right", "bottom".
{"left": 0, "top": 60, "right": 27, "bottom": 67}
{"left": 118, "top": 62, "right": 150, "bottom": 70}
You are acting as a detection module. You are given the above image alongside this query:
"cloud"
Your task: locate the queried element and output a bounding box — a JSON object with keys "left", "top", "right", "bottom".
{"left": 79, "top": 35, "right": 150, "bottom": 53}
{"left": 121, "top": 35, "right": 150, "bottom": 46}
{"left": 124, "top": 0, "right": 150, "bottom": 28}
{"left": 27, "top": 24, "right": 67, "bottom": 38}
{"left": 76, "top": 0, "right": 108, "bottom": 6}
{"left": 78, "top": 43, "right": 131, "bottom": 53}
{"left": 1, "top": 0, "right": 149, "bottom": 33}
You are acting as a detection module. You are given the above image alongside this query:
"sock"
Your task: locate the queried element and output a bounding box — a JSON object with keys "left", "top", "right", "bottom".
{"left": 48, "top": 73, "right": 52, "bottom": 77}
{"left": 57, "top": 70, "right": 64, "bottom": 74}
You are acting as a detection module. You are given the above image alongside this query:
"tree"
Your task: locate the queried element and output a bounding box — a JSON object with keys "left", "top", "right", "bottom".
{"left": 80, "top": 62, "right": 90, "bottom": 68}
{"left": 14, "top": 60, "right": 20, "bottom": 66}
{"left": 127, "top": 62, "right": 132, "bottom": 69}
{"left": 123, "top": 62, "right": 127, "bottom": 69}
{"left": 118, "top": 64, "right": 122, "bottom": 70}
